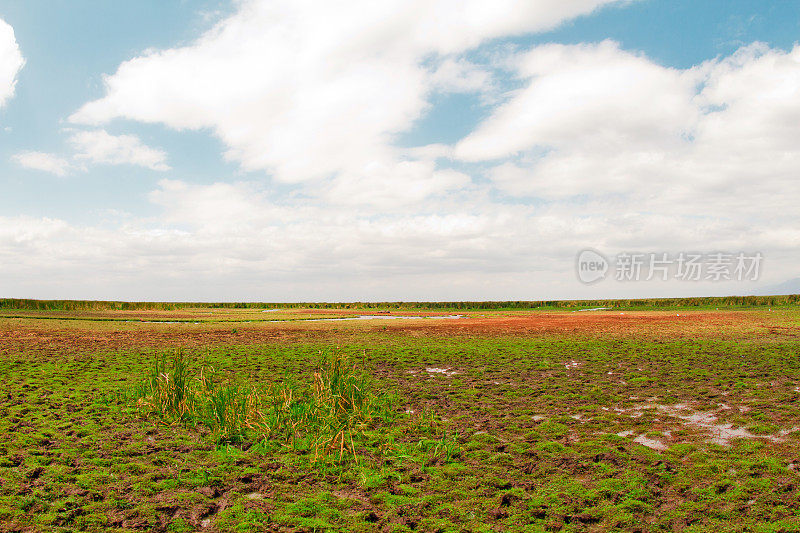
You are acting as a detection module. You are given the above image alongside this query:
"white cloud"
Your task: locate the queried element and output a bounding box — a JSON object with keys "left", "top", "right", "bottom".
{"left": 455, "top": 40, "right": 800, "bottom": 224}
{"left": 324, "top": 160, "right": 471, "bottom": 208}
{"left": 456, "top": 41, "right": 699, "bottom": 162}
{"left": 7, "top": 3, "right": 800, "bottom": 300}
{"left": 148, "top": 179, "right": 276, "bottom": 231}
{"left": 0, "top": 18, "right": 25, "bottom": 108}
{"left": 68, "top": 0, "right": 621, "bottom": 187}
{"left": 2, "top": 177, "right": 796, "bottom": 301}
{"left": 69, "top": 129, "right": 170, "bottom": 171}
{"left": 11, "top": 151, "right": 71, "bottom": 176}
{"left": 428, "top": 57, "right": 493, "bottom": 94}
{"left": 11, "top": 130, "right": 170, "bottom": 175}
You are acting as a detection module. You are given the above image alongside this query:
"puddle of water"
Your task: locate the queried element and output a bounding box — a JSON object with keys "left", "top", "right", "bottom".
{"left": 575, "top": 307, "right": 612, "bottom": 312}
{"left": 140, "top": 321, "right": 201, "bottom": 324}
{"left": 425, "top": 367, "right": 459, "bottom": 376}
{"left": 642, "top": 404, "right": 796, "bottom": 446}
{"left": 299, "top": 314, "right": 465, "bottom": 322}
{"left": 634, "top": 435, "right": 668, "bottom": 451}
{"left": 617, "top": 430, "right": 668, "bottom": 451}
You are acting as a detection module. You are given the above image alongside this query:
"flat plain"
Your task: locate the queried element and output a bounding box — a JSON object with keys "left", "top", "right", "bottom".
{"left": 1, "top": 303, "right": 799, "bottom": 532}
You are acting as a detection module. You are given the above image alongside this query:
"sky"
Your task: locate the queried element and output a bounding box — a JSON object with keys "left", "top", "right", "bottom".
{"left": 0, "top": 0, "right": 799, "bottom": 302}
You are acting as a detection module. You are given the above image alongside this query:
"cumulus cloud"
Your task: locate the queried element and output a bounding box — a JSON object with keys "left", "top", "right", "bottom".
{"left": 0, "top": 18, "right": 25, "bottom": 108}
{"left": 68, "top": 0, "right": 621, "bottom": 186}
{"left": 428, "top": 57, "right": 494, "bottom": 94}
{"left": 2, "top": 176, "right": 795, "bottom": 301}
{"left": 11, "top": 130, "right": 170, "bottom": 175}
{"left": 323, "top": 160, "right": 471, "bottom": 209}
{"left": 11, "top": 151, "right": 71, "bottom": 176}
{"left": 456, "top": 41, "right": 699, "bottom": 162}
{"left": 6, "top": 3, "right": 800, "bottom": 300}
{"left": 456, "top": 41, "right": 800, "bottom": 224}
{"left": 69, "top": 129, "right": 170, "bottom": 171}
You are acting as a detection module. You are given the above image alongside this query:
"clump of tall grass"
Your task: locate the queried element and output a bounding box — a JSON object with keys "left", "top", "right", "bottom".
{"left": 134, "top": 351, "right": 194, "bottom": 421}
{"left": 132, "top": 350, "right": 385, "bottom": 461}
{"left": 262, "top": 352, "right": 376, "bottom": 461}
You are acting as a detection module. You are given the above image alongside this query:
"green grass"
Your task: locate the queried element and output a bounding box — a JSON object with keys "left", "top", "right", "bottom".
{"left": 2, "top": 294, "right": 799, "bottom": 311}
{"left": 129, "top": 350, "right": 398, "bottom": 465}
{"left": 1, "top": 307, "right": 799, "bottom": 531}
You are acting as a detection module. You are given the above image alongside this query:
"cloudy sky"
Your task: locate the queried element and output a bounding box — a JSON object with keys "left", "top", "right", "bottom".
{"left": 1, "top": 1, "right": 799, "bottom": 302}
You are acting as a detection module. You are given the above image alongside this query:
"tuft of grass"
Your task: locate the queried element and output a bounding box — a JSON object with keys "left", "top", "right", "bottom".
{"left": 131, "top": 350, "right": 386, "bottom": 461}
{"left": 134, "top": 350, "right": 194, "bottom": 421}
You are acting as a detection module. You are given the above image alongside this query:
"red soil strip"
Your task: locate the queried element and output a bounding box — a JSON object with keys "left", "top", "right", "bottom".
{"left": 0, "top": 311, "right": 770, "bottom": 357}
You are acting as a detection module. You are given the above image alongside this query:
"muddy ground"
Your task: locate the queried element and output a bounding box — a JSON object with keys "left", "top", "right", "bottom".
{"left": 1, "top": 307, "right": 798, "bottom": 532}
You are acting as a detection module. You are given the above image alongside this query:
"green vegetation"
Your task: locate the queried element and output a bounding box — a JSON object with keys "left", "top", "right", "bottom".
{"left": 2, "top": 293, "right": 799, "bottom": 312}
{"left": 0, "top": 305, "right": 799, "bottom": 531}
{"left": 132, "top": 350, "right": 392, "bottom": 461}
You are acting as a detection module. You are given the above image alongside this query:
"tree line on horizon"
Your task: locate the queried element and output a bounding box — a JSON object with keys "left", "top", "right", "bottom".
{"left": 1, "top": 294, "right": 798, "bottom": 311}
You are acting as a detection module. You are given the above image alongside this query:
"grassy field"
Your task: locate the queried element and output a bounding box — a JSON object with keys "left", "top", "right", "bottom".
{"left": 1, "top": 304, "right": 799, "bottom": 532}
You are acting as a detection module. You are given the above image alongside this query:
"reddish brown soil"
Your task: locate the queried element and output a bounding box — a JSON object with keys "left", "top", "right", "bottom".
{"left": 392, "top": 311, "right": 757, "bottom": 336}
{"left": 302, "top": 309, "right": 459, "bottom": 316}
{"left": 0, "top": 311, "right": 773, "bottom": 357}
{"left": 0, "top": 323, "right": 294, "bottom": 354}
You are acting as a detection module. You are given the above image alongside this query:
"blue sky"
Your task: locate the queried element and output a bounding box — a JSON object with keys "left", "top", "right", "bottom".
{"left": 1, "top": 0, "right": 237, "bottom": 222}
{"left": 1, "top": 1, "right": 798, "bottom": 301}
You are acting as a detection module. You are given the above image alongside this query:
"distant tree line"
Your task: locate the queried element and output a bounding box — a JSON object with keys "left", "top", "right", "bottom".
{"left": 1, "top": 294, "right": 798, "bottom": 311}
